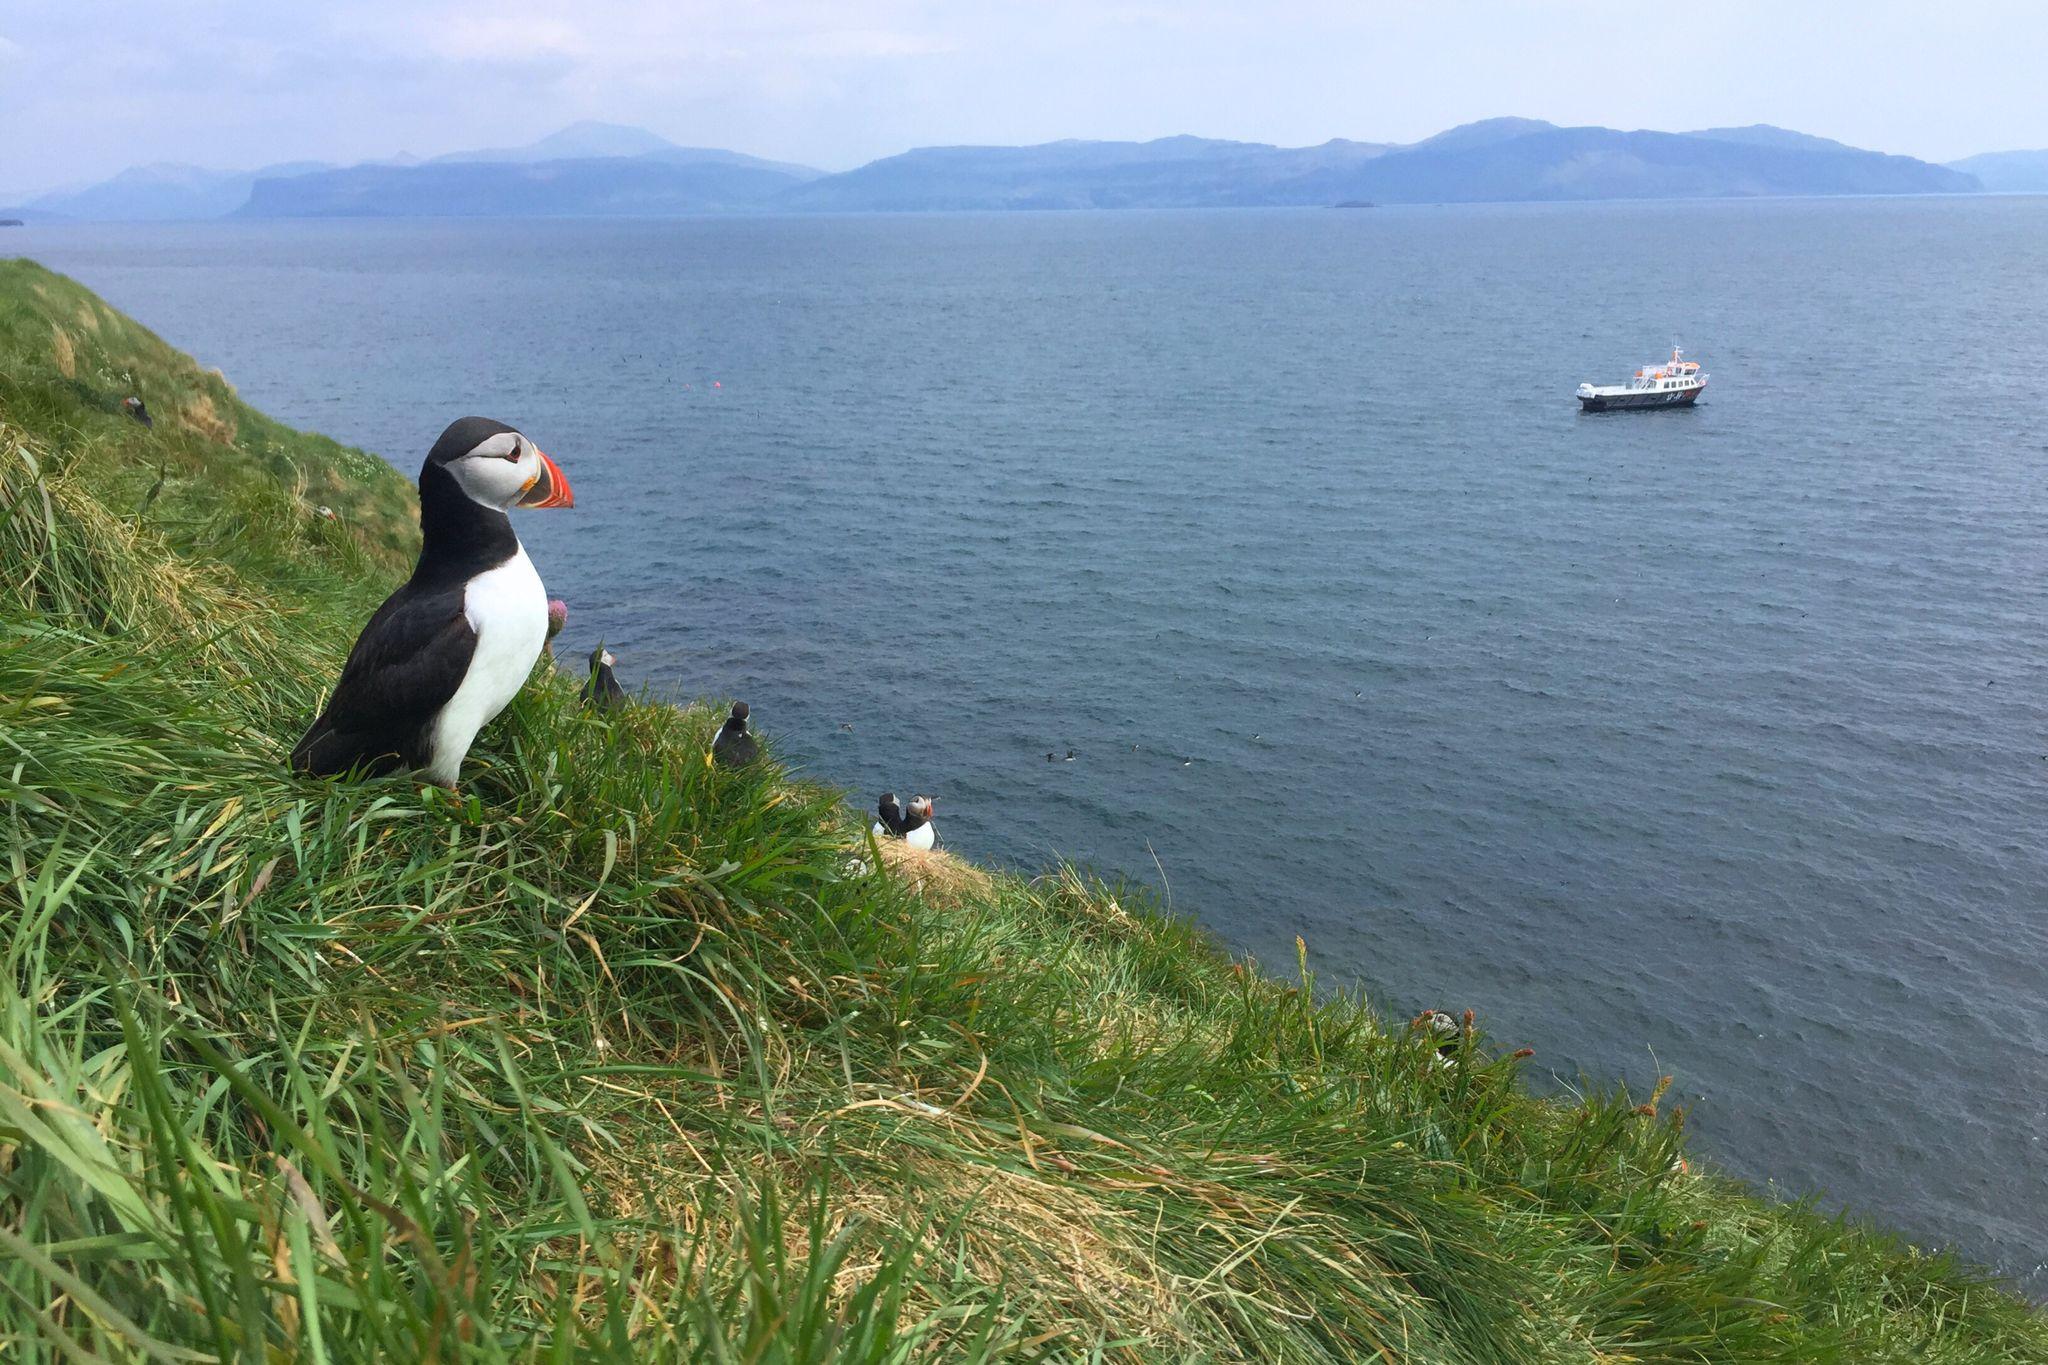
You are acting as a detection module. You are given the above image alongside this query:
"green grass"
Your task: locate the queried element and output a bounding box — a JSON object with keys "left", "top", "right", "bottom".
{"left": 0, "top": 255, "right": 2042, "bottom": 1361}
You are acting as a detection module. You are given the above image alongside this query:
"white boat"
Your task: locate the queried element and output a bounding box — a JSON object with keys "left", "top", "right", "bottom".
{"left": 1576, "top": 347, "right": 1708, "bottom": 411}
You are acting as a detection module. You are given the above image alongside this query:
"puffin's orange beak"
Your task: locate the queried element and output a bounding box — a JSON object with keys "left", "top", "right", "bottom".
{"left": 518, "top": 450, "right": 574, "bottom": 509}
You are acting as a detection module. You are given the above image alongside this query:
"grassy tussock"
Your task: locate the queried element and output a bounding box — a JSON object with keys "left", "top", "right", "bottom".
{"left": 0, "top": 258, "right": 2042, "bottom": 1360}
{"left": 875, "top": 842, "right": 995, "bottom": 907}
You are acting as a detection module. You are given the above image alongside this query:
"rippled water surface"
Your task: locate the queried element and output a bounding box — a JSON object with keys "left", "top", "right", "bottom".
{"left": 19, "top": 197, "right": 2048, "bottom": 1290}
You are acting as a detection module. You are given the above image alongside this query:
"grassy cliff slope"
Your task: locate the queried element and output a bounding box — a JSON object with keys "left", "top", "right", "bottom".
{"left": 0, "top": 258, "right": 2041, "bottom": 1361}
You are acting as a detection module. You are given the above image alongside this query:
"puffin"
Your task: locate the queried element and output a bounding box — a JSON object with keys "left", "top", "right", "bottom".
{"left": 289, "top": 416, "right": 573, "bottom": 786}
{"left": 582, "top": 646, "right": 627, "bottom": 710}
{"left": 712, "top": 701, "right": 758, "bottom": 768}
{"left": 1416, "top": 1010, "right": 1462, "bottom": 1069}
{"left": 121, "top": 396, "right": 153, "bottom": 428}
{"left": 873, "top": 793, "right": 909, "bottom": 839}
{"left": 900, "top": 795, "right": 937, "bottom": 850}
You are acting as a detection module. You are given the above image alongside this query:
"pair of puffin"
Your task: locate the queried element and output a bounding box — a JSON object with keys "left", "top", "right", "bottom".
{"left": 874, "top": 794, "right": 936, "bottom": 850}
{"left": 290, "top": 417, "right": 572, "bottom": 786}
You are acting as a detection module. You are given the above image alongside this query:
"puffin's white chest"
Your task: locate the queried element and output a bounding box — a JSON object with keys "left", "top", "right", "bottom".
{"left": 905, "top": 822, "right": 936, "bottom": 851}
{"left": 425, "top": 545, "right": 546, "bottom": 783}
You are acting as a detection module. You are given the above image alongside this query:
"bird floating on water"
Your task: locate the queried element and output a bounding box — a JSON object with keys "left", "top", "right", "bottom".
{"left": 290, "top": 417, "right": 574, "bottom": 787}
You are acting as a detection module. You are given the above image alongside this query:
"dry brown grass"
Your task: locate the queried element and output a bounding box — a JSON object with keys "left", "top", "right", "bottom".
{"left": 179, "top": 389, "right": 237, "bottom": 444}
{"left": 50, "top": 327, "right": 74, "bottom": 378}
{"left": 924, "top": 1163, "right": 1186, "bottom": 1348}
{"left": 878, "top": 842, "right": 996, "bottom": 908}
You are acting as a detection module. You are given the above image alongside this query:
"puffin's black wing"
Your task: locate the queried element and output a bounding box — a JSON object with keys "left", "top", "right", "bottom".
{"left": 875, "top": 795, "right": 905, "bottom": 835}
{"left": 712, "top": 724, "right": 758, "bottom": 768}
{"left": 290, "top": 584, "right": 476, "bottom": 777}
{"left": 581, "top": 665, "right": 627, "bottom": 710}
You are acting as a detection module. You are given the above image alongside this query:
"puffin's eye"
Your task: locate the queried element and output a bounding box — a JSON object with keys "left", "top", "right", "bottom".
{"left": 501, "top": 440, "right": 523, "bottom": 462}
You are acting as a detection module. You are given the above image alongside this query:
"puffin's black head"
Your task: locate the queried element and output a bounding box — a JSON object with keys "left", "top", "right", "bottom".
{"left": 589, "top": 644, "right": 616, "bottom": 671}
{"left": 878, "top": 792, "right": 900, "bottom": 816}
{"left": 425, "top": 416, "right": 574, "bottom": 511}
{"left": 729, "top": 702, "right": 750, "bottom": 727}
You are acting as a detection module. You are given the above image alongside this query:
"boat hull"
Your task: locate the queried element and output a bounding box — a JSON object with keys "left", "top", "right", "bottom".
{"left": 1579, "top": 385, "right": 1703, "bottom": 412}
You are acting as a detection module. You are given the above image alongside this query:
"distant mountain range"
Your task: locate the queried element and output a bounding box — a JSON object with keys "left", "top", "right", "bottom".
{"left": 10, "top": 117, "right": 2038, "bottom": 222}
{"left": 1944, "top": 148, "right": 2048, "bottom": 192}
{"left": 780, "top": 119, "right": 1977, "bottom": 211}
{"left": 10, "top": 160, "right": 336, "bottom": 222}
{"left": 241, "top": 150, "right": 822, "bottom": 219}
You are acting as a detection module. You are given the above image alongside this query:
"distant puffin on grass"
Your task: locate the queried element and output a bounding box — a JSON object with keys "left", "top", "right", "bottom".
{"left": 581, "top": 645, "right": 626, "bottom": 710}
{"left": 290, "top": 416, "right": 574, "bottom": 787}
{"left": 713, "top": 702, "right": 758, "bottom": 768}
{"left": 900, "top": 795, "right": 937, "bottom": 850}
{"left": 873, "top": 793, "right": 908, "bottom": 839}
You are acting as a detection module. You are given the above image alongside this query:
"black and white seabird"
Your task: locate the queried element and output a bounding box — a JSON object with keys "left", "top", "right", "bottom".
{"left": 121, "top": 396, "right": 153, "bottom": 428}
{"left": 900, "top": 795, "right": 937, "bottom": 850}
{"left": 873, "top": 792, "right": 909, "bottom": 839}
{"left": 581, "top": 646, "right": 627, "bottom": 710}
{"left": 712, "top": 701, "right": 758, "bottom": 768}
{"left": 871, "top": 793, "right": 937, "bottom": 848}
{"left": 289, "top": 416, "right": 574, "bottom": 786}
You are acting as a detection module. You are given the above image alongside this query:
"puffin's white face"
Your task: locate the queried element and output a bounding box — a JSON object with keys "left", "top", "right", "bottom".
{"left": 601, "top": 650, "right": 617, "bottom": 668}
{"left": 911, "top": 796, "right": 934, "bottom": 818}
{"left": 446, "top": 430, "right": 574, "bottom": 511}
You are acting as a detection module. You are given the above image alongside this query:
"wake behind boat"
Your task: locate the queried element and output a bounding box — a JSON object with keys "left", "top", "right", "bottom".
{"left": 1577, "top": 347, "right": 1708, "bottom": 411}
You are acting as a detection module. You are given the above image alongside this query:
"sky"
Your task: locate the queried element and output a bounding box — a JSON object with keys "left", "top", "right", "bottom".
{"left": 3, "top": 1, "right": 2042, "bottom": 195}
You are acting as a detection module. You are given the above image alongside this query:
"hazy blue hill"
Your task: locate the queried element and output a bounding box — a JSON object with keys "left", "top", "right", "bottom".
{"left": 778, "top": 121, "right": 1976, "bottom": 210}
{"left": 1407, "top": 116, "right": 1559, "bottom": 150}
{"left": 1947, "top": 149, "right": 2048, "bottom": 191}
{"left": 40, "top": 118, "right": 1980, "bottom": 221}
{"left": 426, "top": 118, "right": 824, "bottom": 180}
{"left": 637, "top": 145, "right": 826, "bottom": 181}
{"left": 1682, "top": 124, "right": 1863, "bottom": 154}
{"left": 30, "top": 160, "right": 333, "bottom": 220}
{"left": 428, "top": 119, "right": 684, "bottom": 164}
{"left": 237, "top": 153, "right": 814, "bottom": 217}
{"left": 1315, "top": 125, "right": 1980, "bottom": 203}
{"left": 30, "top": 125, "right": 819, "bottom": 221}
{"left": 774, "top": 135, "right": 1398, "bottom": 210}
